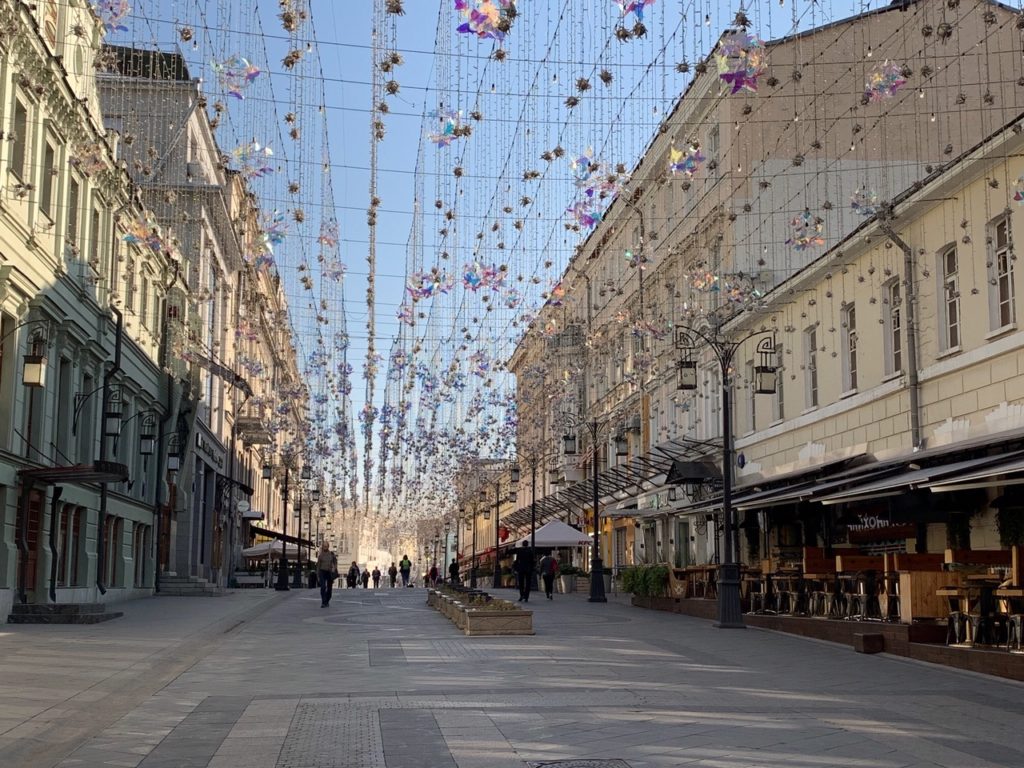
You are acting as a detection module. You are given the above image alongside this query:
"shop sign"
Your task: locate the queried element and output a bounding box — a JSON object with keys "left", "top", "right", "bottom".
{"left": 195, "top": 432, "right": 225, "bottom": 470}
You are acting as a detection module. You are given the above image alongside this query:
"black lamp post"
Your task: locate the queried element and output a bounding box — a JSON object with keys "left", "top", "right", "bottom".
{"left": 470, "top": 503, "right": 478, "bottom": 589}
{"left": 675, "top": 326, "right": 776, "bottom": 628}
{"left": 265, "top": 461, "right": 291, "bottom": 592}
{"left": 562, "top": 419, "right": 607, "bottom": 603}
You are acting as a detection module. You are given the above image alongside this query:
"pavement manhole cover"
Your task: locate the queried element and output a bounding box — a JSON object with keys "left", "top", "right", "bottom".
{"left": 529, "top": 762, "right": 632, "bottom": 768}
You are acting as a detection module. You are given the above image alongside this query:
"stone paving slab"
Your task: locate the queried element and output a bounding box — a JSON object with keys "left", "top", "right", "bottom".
{"left": 9, "top": 585, "right": 1024, "bottom": 767}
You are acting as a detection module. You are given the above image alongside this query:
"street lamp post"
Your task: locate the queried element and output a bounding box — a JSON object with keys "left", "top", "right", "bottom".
{"left": 561, "top": 418, "right": 609, "bottom": 603}
{"left": 264, "top": 461, "right": 292, "bottom": 592}
{"left": 675, "top": 325, "right": 776, "bottom": 628}
{"left": 470, "top": 504, "right": 478, "bottom": 589}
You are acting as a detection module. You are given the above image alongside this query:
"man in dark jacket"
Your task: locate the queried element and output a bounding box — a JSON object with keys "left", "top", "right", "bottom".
{"left": 513, "top": 541, "right": 535, "bottom": 602}
{"left": 448, "top": 559, "right": 460, "bottom": 585}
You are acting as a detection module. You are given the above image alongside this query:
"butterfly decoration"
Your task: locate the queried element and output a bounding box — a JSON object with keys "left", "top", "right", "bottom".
{"left": 715, "top": 32, "right": 765, "bottom": 94}
{"left": 322, "top": 260, "right": 346, "bottom": 282}
{"left": 318, "top": 220, "right": 339, "bottom": 248}
{"left": 94, "top": 0, "right": 130, "bottom": 33}
{"left": 212, "top": 55, "right": 261, "bottom": 99}
{"left": 864, "top": 60, "right": 906, "bottom": 103}
{"left": 463, "top": 262, "right": 506, "bottom": 291}
{"left": 545, "top": 281, "right": 566, "bottom": 307}
{"left": 69, "top": 141, "right": 108, "bottom": 176}
{"left": 850, "top": 187, "right": 879, "bottom": 217}
{"left": 407, "top": 269, "right": 454, "bottom": 300}
{"left": 1013, "top": 176, "right": 1024, "bottom": 206}
{"left": 567, "top": 199, "right": 602, "bottom": 229}
{"left": 427, "top": 109, "right": 462, "bottom": 147}
{"left": 668, "top": 143, "right": 705, "bottom": 177}
{"left": 615, "top": 0, "right": 655, "bottom": 21}
{"left": 397, "top": 305, "right": 415, "bottom": 326}
{"left": 230, "top": 142, "right": 275, "bottom": 179}
{"left": 688, "top": 268, "right": 719, "bottom": 292}
{"left": 454, "top": 0, "right": 516, "bottom": 42}
{"left": 786, "top": 209, "right": 825, "bottom": 251}
{"left": 571, "top": 147, "right": 598, "bottom": 188}
{"left": 122, "top": 216, "right": 164, "bottom": 253}
{"left": 262, "top": 210, "right": 289, "bottom": 248}
{"left": 468, "top": 350, "right": 490, "bottom": 377}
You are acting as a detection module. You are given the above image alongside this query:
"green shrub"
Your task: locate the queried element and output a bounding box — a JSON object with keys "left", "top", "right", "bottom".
{"left": 621, "top": 564, "right": 669, "bottom": 597}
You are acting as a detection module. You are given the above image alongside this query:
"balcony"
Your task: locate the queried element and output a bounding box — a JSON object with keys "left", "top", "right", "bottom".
{"left": 236, "top": 407, "right": 272, "bottom": 445}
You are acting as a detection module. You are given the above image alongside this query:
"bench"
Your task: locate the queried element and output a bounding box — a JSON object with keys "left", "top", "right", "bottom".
{"left": 235, "top": 574, "right": 265, "bottom": 587}
{"left": 944, "top": 548, "right": 1012, "bottom": 567}
{"left": 835, "top": 554, "right": 884, "bottom": 574}
{"left": 892, "top": 552, "right": 944, "bottom": 571}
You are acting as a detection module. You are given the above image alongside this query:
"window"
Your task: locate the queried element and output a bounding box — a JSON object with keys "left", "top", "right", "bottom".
{"left": 842, "top": 304, "right": 858, "bottom": 392}
{"left": 707, "top": 124, "right": 719, "bottom": 177}
{"left": 804, "top": 326, "right": 818, "bottom": 408}
{"left": 89, "top": 208, "right": 101, "bottom": 272}
{"left": 744, "top": 361, "right": 756, "bottom": 433}
{"left": 124, "top": 258, "right": 136, "bottom": 311}
{"left": 140, "top": 273, "right": 149, "bottom": 328}
{"left": 939, "top": 244, "right": 960, "bottom": 351}
{"left": 989, "top": 213, "right": 1016, "bottom": 329}
{"left": 67, "top": 177, "right": 80, "bottom": 246}
{"left": 884, "top": 279, "right": 903, "bottom": 374}
{"left": 10, "top": 100, "right": 28, "bottom": 179}
{"left": 703, "top": 365, "right": 721, "bottom": 439}
{"left": 39, "top": 140, "right": 55, "bottom": 218}
{"left": 771, "top": 346, "right": 784, "bottom": 422}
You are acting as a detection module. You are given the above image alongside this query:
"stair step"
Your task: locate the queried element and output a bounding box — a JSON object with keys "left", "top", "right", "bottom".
{"left": 10, "top": 603, "right": 106, "bottom": 616}
{"left": 7, "top": 605, "right": 123, "bottom": 624}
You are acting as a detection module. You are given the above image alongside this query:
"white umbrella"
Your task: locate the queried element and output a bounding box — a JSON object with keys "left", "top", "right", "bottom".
{"left": 242, "top": 540, "right": 300, "bottom": 558}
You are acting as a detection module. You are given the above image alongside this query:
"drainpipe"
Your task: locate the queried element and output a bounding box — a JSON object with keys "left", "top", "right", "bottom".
{"left": 95, "top": 307, "right": 123, "bottom": 595}
{"left": 878, "top": 217, "right": 923, "bottom": 451}
{"left": 47, "top": 486, "right": 64, "bottom": 603}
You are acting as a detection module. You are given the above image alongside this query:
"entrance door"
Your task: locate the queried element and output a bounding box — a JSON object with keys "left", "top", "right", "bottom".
{"left": 15, "top": 487, "right": 44, "bottom": 593}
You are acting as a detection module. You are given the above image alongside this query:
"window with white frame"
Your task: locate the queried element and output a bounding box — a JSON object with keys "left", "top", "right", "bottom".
{"left": 938, "top": 244, "right": 960, "bottom": 351}
{"left": 804, "top": 326, "right": 819, "bottom": 408}
{"left": 39, "top": 137, "right": 56, "bottom": 219}
{"left": 10, "top": 99, "right": 28, "bottom": 180}
{"left": 124, "top": 257, "right": 136, "bottom": 311}
{"left": 707, "top": 124, "right": 719, "bottom": 177}
{"left": 989, "top": 213, "right": 1016, "bottom": 330}
{"left": 883, "top": 279, "right": 903, "bottom": 374}
{"left": 744, "top": 361, "right": 756, "bottom": 433}
{"left": 771, "top": 345, "right": 784, "bottom": 422}
{"left": 66, "top": 176, "right": 80, "bottom": 247}
{"left": 841, "top": 304, "right": 858, "bottom": 392}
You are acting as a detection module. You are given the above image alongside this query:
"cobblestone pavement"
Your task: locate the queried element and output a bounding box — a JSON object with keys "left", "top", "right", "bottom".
{"left": 4, "top": 585, "right": 1024, "bottom": 767}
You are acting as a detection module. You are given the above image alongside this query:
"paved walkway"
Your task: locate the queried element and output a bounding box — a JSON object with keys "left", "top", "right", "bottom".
{"left": 3, "top": 585, "right": 1023, "bottom": 768}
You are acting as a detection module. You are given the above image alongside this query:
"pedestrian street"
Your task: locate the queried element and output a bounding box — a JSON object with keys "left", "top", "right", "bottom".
{"left": 2, "top": 586, "right": 1017, "bottom": 768}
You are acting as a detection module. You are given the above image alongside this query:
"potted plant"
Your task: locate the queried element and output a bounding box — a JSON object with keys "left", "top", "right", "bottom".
{"left": 558, "top": 564, "right": 580, "bottom": 594}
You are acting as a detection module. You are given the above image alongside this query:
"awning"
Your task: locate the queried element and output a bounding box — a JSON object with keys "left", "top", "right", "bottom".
{"left": 18, "top": 460, "right": 130, "bottom": 485}
{"left": 816, "top": 451, "right": 1024, "bottom": 505}
{"left": 501, "top": 436, "right": 718, "bottom": 531}
{"left": 927, "top": 454, "right": 1024, "bottom": 492}
{"left": 666, "top": 460, "right": 721, "bottom": 484}
{"left": 249, "top": 524, "right": 313, "bottom": 548}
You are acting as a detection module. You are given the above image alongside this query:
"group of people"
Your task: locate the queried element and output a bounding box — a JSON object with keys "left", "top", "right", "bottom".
{"left": 313, "top": 541, "right": 563, "bottom": 609}
{"left": 313, "top": 547, "right": 417, "bottom": 607}
{"left": 511, "top": 541, "right": 560, "bottom": 602}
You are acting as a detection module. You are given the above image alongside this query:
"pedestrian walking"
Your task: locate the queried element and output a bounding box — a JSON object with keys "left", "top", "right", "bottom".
{"left": 513, "top": 541, "right": 535, "bottom": 602}
{"left": 399, "top": 554, "right": 412, "bottom": 587}
{"left": 428, "top": 563, "right": 439, "bottom": 587}
{"left": 448, "top": 558, "right": 459, "bottom": 585}
{"left": 538, "top": 552, "right": 558, "bottom": 600}
{"left": 347, "top": 561, "right": 359, "bottom": 589}
{"left": 372, "top": 566, "right": 381, "bottom": 588}
{"left": 316, "top": 542, "right": 338, "bottom": 608}
{"left": 388, "top": 562, "right": 398, "bottom": 588}
{"left": 361, "top": 568, "right": 370, "bottom": 589}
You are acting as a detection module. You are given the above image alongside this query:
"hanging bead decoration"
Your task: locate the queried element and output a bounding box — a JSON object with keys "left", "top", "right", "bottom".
{"left": 786, "top": 209, "right": 826, "bottom": 251}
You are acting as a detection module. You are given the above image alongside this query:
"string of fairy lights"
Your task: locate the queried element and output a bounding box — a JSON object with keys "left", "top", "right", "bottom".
{"left": 84, "top": 1, "right": 1024, "bottom": 531}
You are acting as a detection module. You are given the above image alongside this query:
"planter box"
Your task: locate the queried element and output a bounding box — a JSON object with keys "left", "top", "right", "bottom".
{"left": 234, "top": 574, "right": 264, "bottom": 587}
{"left": 558, "top": 575, "right": 577, "bottom": 594}
{"left": 463, "top": 608, "right": 534, "bottom": 636}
